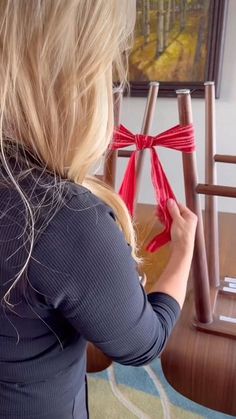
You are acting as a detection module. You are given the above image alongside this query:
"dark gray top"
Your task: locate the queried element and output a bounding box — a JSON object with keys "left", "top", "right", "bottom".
{"left": 0, "top": 162, "right": 180, "bottom": 418}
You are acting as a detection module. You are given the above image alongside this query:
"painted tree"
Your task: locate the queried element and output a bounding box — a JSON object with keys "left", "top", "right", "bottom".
{"left": 142, "top": 0, "right": 146, "bottom": 36}
{"left": 156, "top": 0, "right": 165, "bottom": 57}
{"left": 180, "top": 0, "right": 186, "bottom": 31}
{"left": 151, "top": 0, "right": 156, "bottom": 10}
{"left": 142, "top": 0, "right": 150, "bottom": 44}
{"left": 137, "top": 0, "right": 142, "bottom": 10}
{"left": 164, "top": 0, "right": 172, "bottom": 48}
{"left": 171, "top": 0, "right": 176, "bottom": 26}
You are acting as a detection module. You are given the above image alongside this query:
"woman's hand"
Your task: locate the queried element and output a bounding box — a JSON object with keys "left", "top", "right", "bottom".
{"left": 167, "top": 199, "right": 198, "bottom": 254}
{"left": 150, "top": 200, "right": 197, "bottom": 307}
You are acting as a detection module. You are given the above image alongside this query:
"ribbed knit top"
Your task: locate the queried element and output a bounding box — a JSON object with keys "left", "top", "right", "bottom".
{"left": 0, "top": 162, "right": 180, "bottom": 418}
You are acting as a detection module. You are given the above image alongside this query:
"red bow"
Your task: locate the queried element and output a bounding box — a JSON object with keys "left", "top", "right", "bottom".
{"left": 112, "top": 124, "right": 196, "bottom": 252}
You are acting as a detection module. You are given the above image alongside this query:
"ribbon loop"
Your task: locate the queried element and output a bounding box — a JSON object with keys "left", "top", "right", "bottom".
{"left": 112, "top": 123, "right": 196, "bottom": 252}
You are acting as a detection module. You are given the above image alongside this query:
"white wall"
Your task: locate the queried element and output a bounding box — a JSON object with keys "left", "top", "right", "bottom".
{"left": 117, "top": 0, "right": 236, "bottom": 213}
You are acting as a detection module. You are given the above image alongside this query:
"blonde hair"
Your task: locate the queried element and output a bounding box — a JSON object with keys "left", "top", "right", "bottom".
{"left": 0, "top": 0, "right": 138, "bottom": 303}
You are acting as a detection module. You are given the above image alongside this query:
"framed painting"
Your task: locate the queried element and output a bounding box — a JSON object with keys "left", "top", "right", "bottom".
{"left": 129, "top": 0, "right": 228, "bottom": 97}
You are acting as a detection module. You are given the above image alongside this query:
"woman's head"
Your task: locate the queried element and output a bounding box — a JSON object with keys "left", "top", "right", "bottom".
{"left": 0, "top": 0, "right": 135, "bottom": 180}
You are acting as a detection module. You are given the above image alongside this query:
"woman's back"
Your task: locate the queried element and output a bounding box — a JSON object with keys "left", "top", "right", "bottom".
{"left": 0, "top": 161, "right": 89, "bottom": 417}
{"left": 0, "top": 157, "right": 181, "bottom": 418}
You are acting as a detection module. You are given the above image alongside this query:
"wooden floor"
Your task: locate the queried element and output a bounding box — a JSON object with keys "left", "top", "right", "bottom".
{"left": 135, "top": 204, "right": 236, "bottom": 416}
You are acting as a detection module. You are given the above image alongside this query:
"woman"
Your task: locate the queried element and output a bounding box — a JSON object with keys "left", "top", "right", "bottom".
{"left": 0, "top": 1, "right": 197, "bottom": 418}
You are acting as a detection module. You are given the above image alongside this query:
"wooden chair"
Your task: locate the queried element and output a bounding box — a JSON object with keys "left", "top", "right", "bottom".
{"left": 161, "top": 84, "right": 236, "bottom": 416}
{"left": 88, "top": 82, "right": 236, "bottom": 417}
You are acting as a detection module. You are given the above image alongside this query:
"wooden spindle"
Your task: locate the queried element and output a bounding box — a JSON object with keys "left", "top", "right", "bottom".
{"left": 204, "top": 82, "right": 220, "bottom": 287}
{"left": 118, "top": 150, "right": 132, "bottom": 158}
{"left": 176, "top": 89, "right": 212, "bottom": 324}
{"left": 196, "top": 184, "right": 236, "bottom": 198}
{"left": 103, "top": 87, "right": 123, "bottom": 187}
{"left": 135, "top": 82, "right": 159, "bottom": 209}
{"left": 214, "top": 154, "right": 236, "bottom": 164}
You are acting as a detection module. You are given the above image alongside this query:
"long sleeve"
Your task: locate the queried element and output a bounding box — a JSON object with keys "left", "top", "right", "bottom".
{"left": 29, "top": 185, "right": 180, "bottom": 366}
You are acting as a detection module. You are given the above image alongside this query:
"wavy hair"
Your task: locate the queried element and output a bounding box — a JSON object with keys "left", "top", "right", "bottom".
{"left": 0, "top": 0, "right": 138, "bottom": 303}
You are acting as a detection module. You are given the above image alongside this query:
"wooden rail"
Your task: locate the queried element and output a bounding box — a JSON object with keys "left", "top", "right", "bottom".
{"left": 118, "top": 150, "right": 132, "bottom": 158}
{"left": 214, "top": 154, "right": 236, "bottom": 164}
{"left": 197, "top": 184, "right": 236, "bottom": 198}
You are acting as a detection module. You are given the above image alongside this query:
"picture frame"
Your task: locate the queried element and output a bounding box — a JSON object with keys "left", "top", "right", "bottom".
{"left": 129, "top": 0, "right": 228, "bottom": 98}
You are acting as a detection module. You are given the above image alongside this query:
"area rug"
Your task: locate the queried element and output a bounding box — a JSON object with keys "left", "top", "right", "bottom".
{"left": 87, "top": 359, "right": 233, "bottom": 419}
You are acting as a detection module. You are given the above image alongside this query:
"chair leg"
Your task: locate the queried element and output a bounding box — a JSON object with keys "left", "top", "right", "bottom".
{"left": 104, "top": 87, "right": 123, "bottom": 188}
{"left": 204, "top": 81, "right": 220, "bottom": 287}
{"left": 177, "top": 89, "right": 212, "bottom": 324}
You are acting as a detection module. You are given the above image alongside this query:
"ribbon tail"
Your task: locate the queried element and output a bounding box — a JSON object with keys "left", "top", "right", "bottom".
{"left": 119, "top": 152, "right": 137, "bottom": 216}
{"left": 146, "top": 227, "right": 171, "bottom": 252}
{"left": 146, "top": 149, "right": 176, "bottom": 251}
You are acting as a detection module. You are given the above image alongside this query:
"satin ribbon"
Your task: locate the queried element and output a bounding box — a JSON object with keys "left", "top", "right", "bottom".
{"left": 111, "top": 124, "right": 196, "bottom": 252}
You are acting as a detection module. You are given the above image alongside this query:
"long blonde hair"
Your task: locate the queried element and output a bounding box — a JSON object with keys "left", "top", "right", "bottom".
{"left": 0, "top": 0, "right": 138, "bottom": 303}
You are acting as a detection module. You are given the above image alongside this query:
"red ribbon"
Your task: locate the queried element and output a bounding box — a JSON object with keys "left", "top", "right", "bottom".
{"left": 112, "top": 124, "right": 196, "bottom": 252}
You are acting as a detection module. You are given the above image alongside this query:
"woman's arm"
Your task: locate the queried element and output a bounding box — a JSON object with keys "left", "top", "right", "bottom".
{"left": 29, "top": 192, "right": 196, "bottom": 366}
{"left": 150, "top": 199, "right": 197, "bottom": 308}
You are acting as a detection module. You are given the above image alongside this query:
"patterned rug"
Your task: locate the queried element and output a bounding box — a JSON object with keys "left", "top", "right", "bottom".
{"left": 87, "top": 359, "right": 234, "bottom": 419}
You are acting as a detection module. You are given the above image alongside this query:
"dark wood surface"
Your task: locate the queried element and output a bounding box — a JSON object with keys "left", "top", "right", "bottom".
{"left": 135, "top": 204, "right": 236, "bottom": 416}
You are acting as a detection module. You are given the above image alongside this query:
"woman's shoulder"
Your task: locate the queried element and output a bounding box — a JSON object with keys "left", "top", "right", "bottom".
{"left": 65, "top": 181, "right": 90, "bottom": 197}
{"left": 63, "top": 180, "right": 112, "bottom": 216}
{"left": 29, "top": 179, "right": 126, "bottom": 299}
{"left": 38, "top": 179, "right": 116, "bottom": 246}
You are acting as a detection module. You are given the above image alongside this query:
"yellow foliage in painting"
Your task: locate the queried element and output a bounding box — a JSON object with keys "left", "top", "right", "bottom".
{"left": 129, "top": 3, "right": 209, "bottom": 82}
